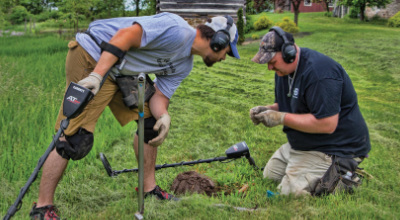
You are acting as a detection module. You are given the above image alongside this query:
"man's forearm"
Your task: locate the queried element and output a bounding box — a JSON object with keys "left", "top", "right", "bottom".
{"left": 93, "top": 52, "right": 119, "bottom": 77}
{"left": 283, "top": 113, "right": 338, "bottom": 134}
{"left": 149, "top": 87, "right": 170, "bottom": 119}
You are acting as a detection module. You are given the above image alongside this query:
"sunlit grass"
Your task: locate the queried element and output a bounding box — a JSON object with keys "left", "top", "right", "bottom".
{"left": 1, "top": 12, "right": 399, "bottom": 219}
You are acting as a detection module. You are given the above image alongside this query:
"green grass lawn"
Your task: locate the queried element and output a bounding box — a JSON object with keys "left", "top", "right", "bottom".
{"left": 1, "top": 12, "right": 399, "bottom": 219}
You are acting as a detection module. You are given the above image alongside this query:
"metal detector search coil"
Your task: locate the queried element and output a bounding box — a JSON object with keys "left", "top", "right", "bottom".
{"left": 99, "top": 141, "right": 259, "bottom": 177}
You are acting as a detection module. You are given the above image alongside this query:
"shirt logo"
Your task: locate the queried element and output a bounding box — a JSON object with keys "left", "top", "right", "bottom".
{"left": 156, "top": 58, "right": 176, "bottom": 75}
{"left": 293, "top": 88, "right": 299, "bottom": 99}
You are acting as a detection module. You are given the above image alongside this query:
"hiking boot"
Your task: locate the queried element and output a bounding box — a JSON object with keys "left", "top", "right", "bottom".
{"left": 29, "top": 202, "right": 60, "bottom": 220}
{"left": 138, "top": 185, "right": 180, "bottom": 201}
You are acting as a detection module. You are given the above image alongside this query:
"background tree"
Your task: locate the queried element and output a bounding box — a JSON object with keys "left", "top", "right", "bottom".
{"left": 253, "top": 0, "right": 271, "bottom": 12}
{"left": 91, "top": 0, "right": 125, "bottom": 18}
{"left": 129, "top": 0, "right": 156, "bottom": 16}
{"left": 133, "top": 0, "right": 140, "bottom": 16}
{"left": 291, "top": 0, "right": 301, "bottom": 26}
{"left": 237, "top": 7, "right": 245, "bottom": 45}
{"left": 275, "top": 0, "right": 287, "bottom": 11}
{"left": 338, "top": 0, "right": 392, "bottom": 21}
{"left": 140, "top": 0, "right": 156, "bottom": 15}
{"left": 245, "top": 0, "right": 257, "bottom": 15}
{"left": 58, "top": 0, "right": 92, "bottom": 33}
{"left": 0, "top": 0, "right": 17, "bottom": 14}
{"left": 20, "top": 0, "right": 45, "bottom": 15}
{"left": 8, "top": 5, "right": 31, "bottom": 25}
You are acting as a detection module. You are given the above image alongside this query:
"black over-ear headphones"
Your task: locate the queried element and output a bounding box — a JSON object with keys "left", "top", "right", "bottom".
{"left": 269, "top": 26, "right": 297, "bottom": 63}
{"left": 210, "top": 15, "right": 233, "bottom": 52}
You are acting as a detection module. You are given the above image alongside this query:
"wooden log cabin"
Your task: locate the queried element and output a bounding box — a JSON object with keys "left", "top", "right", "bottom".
{"left": 156, "top": 0, "right": 246, "bottom": 27}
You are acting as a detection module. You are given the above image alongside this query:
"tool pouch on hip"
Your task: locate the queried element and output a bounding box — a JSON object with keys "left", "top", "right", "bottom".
{"left": 115, "top": 74, "right": 156, "bottom": 109}
{"left": 312, "top": 156, "right": 363, "bottom": 196}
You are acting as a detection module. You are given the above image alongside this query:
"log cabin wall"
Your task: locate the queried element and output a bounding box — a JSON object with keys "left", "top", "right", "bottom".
{"left": 157, "top": 0, "right": 246, "bottom": 27}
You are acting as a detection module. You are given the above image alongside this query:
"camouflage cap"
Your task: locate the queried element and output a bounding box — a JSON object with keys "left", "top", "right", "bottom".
{"left": 252, "top": 30, "right": 294, "bottom": 64}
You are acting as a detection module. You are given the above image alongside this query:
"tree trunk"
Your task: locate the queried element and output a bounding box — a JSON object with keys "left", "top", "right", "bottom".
{"left": 135, "top": 0, "right": 140, "bottom": 16}
{"left": 292, "top": 0, "right": 301, "bottom": 26}
{"left": 325, "top": 1, "right": 330, "bottom": 14}
{"left": 359, "top": 4, "right": 365, "bottom": 21}
{"left": 76, "top": 18, "right": 79, "bottom": 33}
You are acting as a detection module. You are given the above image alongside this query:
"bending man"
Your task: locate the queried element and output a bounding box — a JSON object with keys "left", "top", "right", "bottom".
{"left": 30, "top": 13, "right": 240, "bottom": 219}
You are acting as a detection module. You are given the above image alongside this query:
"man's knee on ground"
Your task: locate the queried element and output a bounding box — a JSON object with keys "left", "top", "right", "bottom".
{"left": 263, "top": 159, "right": 285, "bottom": 182}
{"left": 136, "top": 117, "right": 158, "bottom": 144}
{"left": 56, "top": 128, "right": 94, "bottom": 160}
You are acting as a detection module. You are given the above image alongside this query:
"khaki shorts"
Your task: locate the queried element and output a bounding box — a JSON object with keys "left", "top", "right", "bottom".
{"left": 263, "top": 142, "right": 332, "bottom": 196}
{"left": 55, "top": 41, "right": 152, "bottom": 135}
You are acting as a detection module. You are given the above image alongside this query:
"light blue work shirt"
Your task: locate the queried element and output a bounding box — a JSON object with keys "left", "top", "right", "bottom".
{"left": 76, "top": 12, "right": 196, "bottom": 99}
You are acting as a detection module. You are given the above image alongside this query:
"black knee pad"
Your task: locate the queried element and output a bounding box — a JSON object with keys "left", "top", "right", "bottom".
{"left": 56, "top": 128, "right": 94, "bottom": 160}
{"left": 136, "top": 117, "right": 158, "bottom": 144}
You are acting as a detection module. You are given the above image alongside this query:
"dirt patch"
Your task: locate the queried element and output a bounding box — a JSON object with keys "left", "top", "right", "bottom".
{"left": 242, "top": 39, "right": 260, "bottom": 45}
{"left": 170, "top": 171, "right": 242, "bottom": 197}
{"left": 170, "top": 171, "right": 216, "bottom": 196}
{"left": 294, "top": 32, "right": 313, "bottom": 38}
{"left": 241, "top": 31, "right": 313, "bottom": 46}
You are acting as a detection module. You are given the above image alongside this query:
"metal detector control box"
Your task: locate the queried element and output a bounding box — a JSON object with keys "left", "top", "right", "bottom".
{"left": 225, "top": 141, "right": 250, "bottom": 159}
{"left": 63, "top": 82, "right": 94, "bottom": 119}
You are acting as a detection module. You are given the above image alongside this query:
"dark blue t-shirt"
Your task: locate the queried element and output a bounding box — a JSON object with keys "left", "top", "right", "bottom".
{"left": 275, "top": 48, "right": 370, "bottom": 158}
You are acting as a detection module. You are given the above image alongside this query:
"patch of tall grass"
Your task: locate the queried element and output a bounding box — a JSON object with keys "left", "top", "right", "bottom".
{"left": 1, "top": 12, "right": 399, "bottom": 219}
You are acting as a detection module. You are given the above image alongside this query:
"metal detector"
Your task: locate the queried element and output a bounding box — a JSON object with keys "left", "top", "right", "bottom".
{"left": 99, "top": 141, "right": 258, "bottom": 177}
{"left": 135, "top": 73, "right": 146, "bottom": 220}
{"left": 3, "top": 82, "right": 94, "bottom": 220}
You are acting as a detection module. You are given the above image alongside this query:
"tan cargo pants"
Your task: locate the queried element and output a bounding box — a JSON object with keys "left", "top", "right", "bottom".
{"left": 55, "top": 41, "right": 152, "bottom": 135}
{"left": 263, "top": 142, "right": 332, "bottom": 196}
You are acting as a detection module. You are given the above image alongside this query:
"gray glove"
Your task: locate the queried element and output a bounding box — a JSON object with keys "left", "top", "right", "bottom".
{"left": 148, "top": 114, "right": 171, "bottom": 147}
{"left": 250, "top": 106, "right": 271, "bottom": 125}
{"left": 254, "top": 110, "right": 286, "bottom": 127}
{"left": 77, "top": 72, "right": 103, "bottom": 95}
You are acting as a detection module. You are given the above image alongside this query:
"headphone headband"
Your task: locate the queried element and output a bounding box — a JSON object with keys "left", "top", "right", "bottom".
{"left": 269, "top": 26, "right": 296, "bottom": 63}
{"left": 269, "top": 26, "right": 289, "bottom": 50}
{"left": 210, "top": 15, "right": 234, "bottom": 52}
{"left": 224, "top": 15, "right": 233, "bottom": 33}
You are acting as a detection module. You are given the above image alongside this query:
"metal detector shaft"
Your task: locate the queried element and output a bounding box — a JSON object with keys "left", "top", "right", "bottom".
{"left": 3, "top": 120, "right": 69, "bottom": 220}
{"left": 136, "top": 73, "right": 146, "bottom": 218}
{"left": 112, "top": 156, "right": 236, "bottom": 176}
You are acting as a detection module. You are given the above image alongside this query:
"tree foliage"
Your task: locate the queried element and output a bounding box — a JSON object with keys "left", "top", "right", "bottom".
{"left": 57, "top": 0, "right": 93, "bottom": 32}
{"left": 91, "top": 0, "right": 125, "bottom": 18}
{"left": 388, "top": 11, "right": 400, "bottom": 27}
{"left": 254, "top": 0, "right": 269, "bottom": 12}
{"left": 338, "top": 0, "right": 392, "bottom": 21}
{"left": 245, "top": 0, "right": 257, "bottom": 15}
{"left": 130, "top": 0, "right": 156, "bottom": 16}
{"left": 237, "top": 7, "right": 245, "bottom": 45}
{"left": 20, "top": 0, "right": 46, "bottom": 14}
{"left": 8, "top": 5, "right": 31, "bottom": 25}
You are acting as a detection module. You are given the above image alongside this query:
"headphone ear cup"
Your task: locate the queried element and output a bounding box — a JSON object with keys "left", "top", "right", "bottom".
{"left": 281, "top": 43, "right": 297, "bottom": 63}
{"left": 210, "top": 30, "right": 230, "bottom": 52}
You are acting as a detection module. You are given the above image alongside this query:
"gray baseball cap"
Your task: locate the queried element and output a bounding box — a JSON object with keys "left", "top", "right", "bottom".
{"left": 205, "top": 16, "right": 240, "bottom": 59}
{"left": 252, "top": 30, "right": 294, "bottom": 64}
